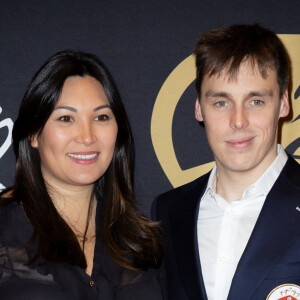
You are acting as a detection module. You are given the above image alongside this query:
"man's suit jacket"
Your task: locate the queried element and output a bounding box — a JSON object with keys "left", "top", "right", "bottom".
{"left": 153, "top": 156, "right": 300, "bottom": 299}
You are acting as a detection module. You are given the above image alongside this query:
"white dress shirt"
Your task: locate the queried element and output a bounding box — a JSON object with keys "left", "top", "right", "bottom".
{"left": 197, "top": 145, "right": 288, "bottom": 300}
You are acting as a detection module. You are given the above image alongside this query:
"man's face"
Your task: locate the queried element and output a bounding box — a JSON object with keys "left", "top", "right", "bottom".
{"left": 195, "top": 60, "right": 289, "bottom": 177}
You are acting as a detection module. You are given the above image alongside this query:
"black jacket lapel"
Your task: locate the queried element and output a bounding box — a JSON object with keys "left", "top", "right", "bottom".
{"left": 228, "top": 158, "right": 300, "bottom": 299}
{"left": 172, "top": 174, "right": 209, "bottom": 299}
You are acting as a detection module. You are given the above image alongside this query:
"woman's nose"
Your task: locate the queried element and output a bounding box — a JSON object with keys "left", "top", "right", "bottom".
{"left": 75, "top": 122, "right": 97, "bottom": 145}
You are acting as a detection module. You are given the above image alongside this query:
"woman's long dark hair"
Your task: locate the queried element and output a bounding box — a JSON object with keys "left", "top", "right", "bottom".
{"left": 1, "top": 50, "right": 163, "bottom": 271}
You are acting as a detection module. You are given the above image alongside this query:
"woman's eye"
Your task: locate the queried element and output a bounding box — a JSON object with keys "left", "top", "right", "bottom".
{"left": 58, "top": 115, "right": 73, "bottom": 122}
{"left": 95, "top": 115, "right": 109, "bottom": 121}
{"left": 251, "top": 99, "right": 264, "bottom": 106}
{"left": 215, "top": 101, "right": 228, "bottom": 107}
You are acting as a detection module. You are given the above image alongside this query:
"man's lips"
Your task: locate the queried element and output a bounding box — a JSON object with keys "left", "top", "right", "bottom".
{"left": 66, "top": 152, "right": 100, "bottom": 164}
{"left": 226, "top": 137, "right": 255, "bottom": 149}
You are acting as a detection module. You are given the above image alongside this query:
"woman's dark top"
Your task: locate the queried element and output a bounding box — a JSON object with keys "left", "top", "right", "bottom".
{"left": 0, "top": 200, "right": 166, "bottom": 299}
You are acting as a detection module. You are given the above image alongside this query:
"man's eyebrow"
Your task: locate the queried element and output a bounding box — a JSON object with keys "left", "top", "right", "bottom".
{"left": 247, "top": 90, "right": 273, "bottom": 98}
{"left": 54, "top": 104, "right": 111, "bottom": 112}
{"left": 204, "top": 90, "right": 274, "bottom": 98}
{"left": 205, "top": 91, "right": 231, "bottom": 98}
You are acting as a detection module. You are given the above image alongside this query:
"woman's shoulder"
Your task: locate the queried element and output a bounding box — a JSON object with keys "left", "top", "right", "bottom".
{"left": 0, "top": 188, "right": 13, "bottom": 203}
{"left": 0, "top": 197, "right": 33, "bottom": 246}
{"left": 0, "top": 196, "right": 18, "bottom": 222}
{"left": 0, "top": 195, "right": 21, "bottom": 219}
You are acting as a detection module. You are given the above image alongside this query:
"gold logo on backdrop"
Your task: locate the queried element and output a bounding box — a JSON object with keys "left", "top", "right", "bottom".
{"left": 151, "top": 34, "right": 300, "bottom": 188}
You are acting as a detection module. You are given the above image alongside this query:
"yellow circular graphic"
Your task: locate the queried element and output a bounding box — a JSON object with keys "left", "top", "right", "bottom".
{"left": 151, "top": 34, "right": 300, "bottom": 188}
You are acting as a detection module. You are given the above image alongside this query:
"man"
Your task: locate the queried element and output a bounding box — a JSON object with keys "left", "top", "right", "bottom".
{"left": 153, "top": 24, "right": 300, "bottom": 300}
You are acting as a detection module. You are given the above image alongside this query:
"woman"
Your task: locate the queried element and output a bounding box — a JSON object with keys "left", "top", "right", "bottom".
{"left": 0, "top": 50, "right": 165, "bottom": 299}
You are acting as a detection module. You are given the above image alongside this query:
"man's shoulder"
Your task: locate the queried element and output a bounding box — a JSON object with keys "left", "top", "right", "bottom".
{"left": 282, "top": 156, "right": 300, "bottom": 188}
{"left": 152, "top": 172, "right": 210, "bottom": 220}
{"left": 157, "top": 172, "right": 210, "bottom": 200}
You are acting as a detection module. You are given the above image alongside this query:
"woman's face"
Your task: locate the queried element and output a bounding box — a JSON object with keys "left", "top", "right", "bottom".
{"left": 31, "top": 76, "right": 118, "bottom": 190}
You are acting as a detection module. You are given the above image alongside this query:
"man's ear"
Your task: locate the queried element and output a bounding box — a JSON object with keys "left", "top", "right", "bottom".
{"left": 30, "top": 134, "right": 39, "bottom": 148}
{"left": 279, "top": 89, "right": 290, "bottom": 118}
{"left": 195, "top": 98, "right": 204, "bottom": 122}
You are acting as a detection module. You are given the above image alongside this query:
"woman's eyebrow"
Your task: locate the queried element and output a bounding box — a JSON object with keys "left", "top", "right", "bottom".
{"left": 55, "top": 106, "right": 77, "bottom": 112}
{"left": 93, "top": 105, "right": 111, "bottom": 112}
{"left": 54, "top": 104, "right": 111, "bottom": 112}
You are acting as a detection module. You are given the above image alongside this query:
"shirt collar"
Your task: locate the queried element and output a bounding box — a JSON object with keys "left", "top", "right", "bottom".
{"left": 202, "top": 164, "right": 217, "bottom": 200}
{"left": 203, "top": 144, "right": 287, "bottom": 202}
{"left": 242, "top": 144, "right": 287, "bottom": 199}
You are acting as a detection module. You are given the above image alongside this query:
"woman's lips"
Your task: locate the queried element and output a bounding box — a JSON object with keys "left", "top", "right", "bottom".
{"left": 66, "top": 152, "right": 100, "bottom": 164}
{"left": 226, "top": 137, "right": 255, "bottom": 149}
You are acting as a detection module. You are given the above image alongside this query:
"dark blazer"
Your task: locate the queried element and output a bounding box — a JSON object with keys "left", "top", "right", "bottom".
{"left": 153, "top": 156, "right": 300, "bottom": 299}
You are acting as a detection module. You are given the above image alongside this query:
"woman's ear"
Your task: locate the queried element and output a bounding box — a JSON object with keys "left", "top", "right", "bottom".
{"left": 30, "top": 135, "right": 39, "bottom": 148}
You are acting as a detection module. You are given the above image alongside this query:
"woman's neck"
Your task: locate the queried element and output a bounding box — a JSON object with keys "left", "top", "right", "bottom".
{"left": 45, "top": 181, "right": 97, "bottom": 238}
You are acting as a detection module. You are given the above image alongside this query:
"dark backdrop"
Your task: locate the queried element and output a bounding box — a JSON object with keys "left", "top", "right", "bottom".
{"left": 0, "top": 0, "right": 299, "bottom": 215}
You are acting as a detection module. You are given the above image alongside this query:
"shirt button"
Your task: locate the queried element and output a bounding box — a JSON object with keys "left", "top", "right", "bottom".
{"left": 89, "top": 280, "right": 95, "bottom": 287}
{"left": 229, "top": 209, "right": 236, "bottom": 215}
{"left": 219, "top": 256, "right": 228, "bottom": 262}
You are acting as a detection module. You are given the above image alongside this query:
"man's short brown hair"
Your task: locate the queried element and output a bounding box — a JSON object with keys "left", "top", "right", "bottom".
{"left": 194, "top": 24, "right": 290, "bottom": 98}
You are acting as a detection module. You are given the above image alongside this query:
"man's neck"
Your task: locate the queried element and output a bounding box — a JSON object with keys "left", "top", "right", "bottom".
{"left": 216, "top": 171, "right": 256, "bottom": 202}
{"left": 215, "top": 160, "right": 276, "bottom": 203}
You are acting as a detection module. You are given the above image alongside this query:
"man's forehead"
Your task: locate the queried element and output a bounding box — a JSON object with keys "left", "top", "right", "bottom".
{"left": 205, "top": 59, "right": 275, "bottom": 83}
{"left": 200, "top": 61, "right": 281, "bottom": 99}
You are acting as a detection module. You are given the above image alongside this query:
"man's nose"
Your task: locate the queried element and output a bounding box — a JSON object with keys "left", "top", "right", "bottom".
{"left": 230, "top": 106, "right": 249, "bottom": 130}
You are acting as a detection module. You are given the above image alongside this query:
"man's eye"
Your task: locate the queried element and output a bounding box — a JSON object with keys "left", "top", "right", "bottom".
{"left": 95, "top": 115, "right": 109, "bottom": 121}
{"left": 251, "top": 100, "right": 264, "bottom": 106}
{"left": 58, "top": 115, "right": 73, "bottom": 122}
{"left": 215, "top": 101, "right": 228, "bottom": 107}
